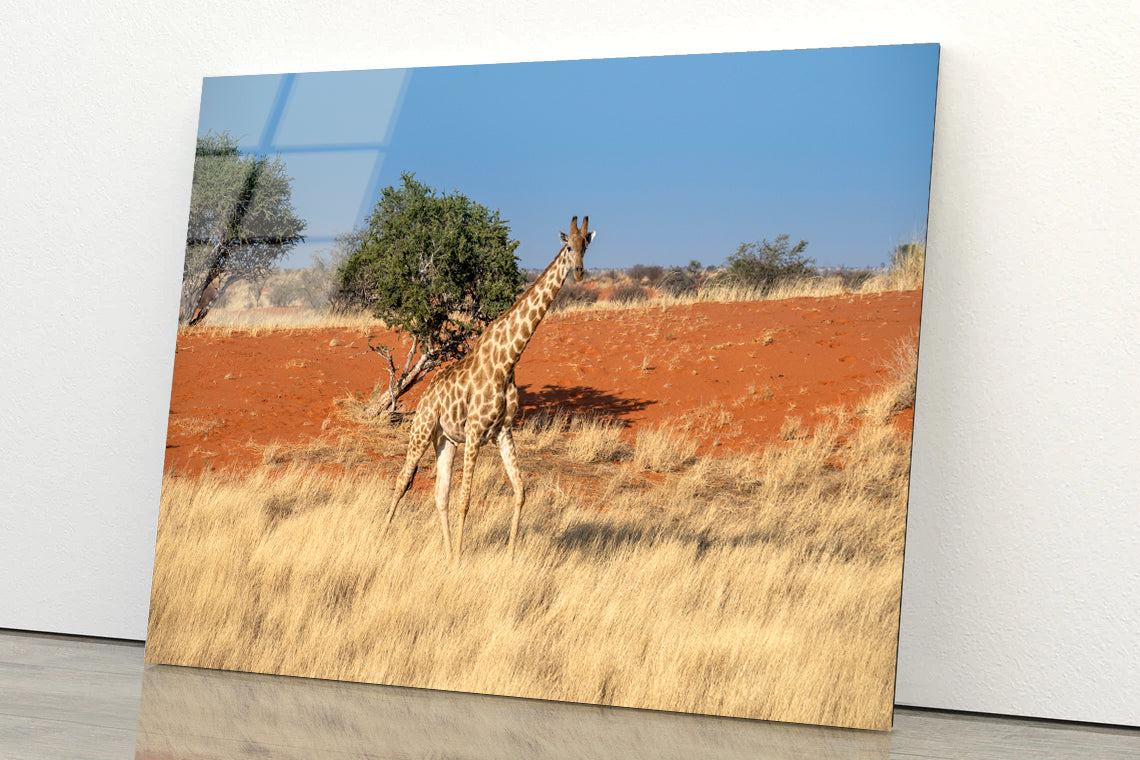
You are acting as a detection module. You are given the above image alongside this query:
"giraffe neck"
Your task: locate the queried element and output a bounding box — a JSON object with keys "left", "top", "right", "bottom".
{"left": 479, "top": 245, "right": 574, "bottom": 371}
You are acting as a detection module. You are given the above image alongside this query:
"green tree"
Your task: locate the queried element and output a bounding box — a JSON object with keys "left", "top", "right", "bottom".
{"left": 718, "top": 235, "right": 813, "bottom": 293}
{"left": 337, "top": 172, "right": 525, "bottom": 412}
{"left": 181, "top": 131, "right": 306, "bottom": 325}
{"left": 324, "top": 228, "right": 370, "bottom": 312}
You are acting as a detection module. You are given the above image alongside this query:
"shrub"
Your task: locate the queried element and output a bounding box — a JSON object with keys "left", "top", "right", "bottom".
{"left": 834, "top": 268, "right": 876, "bottom": 291}
{"left": 658, "top": 266, "right": 700, "bottom": 296}
{"left": 550, "top": 283, "right": 599, "bottom": 312}
{"left": 716, "top": 235, "right": 813, "bottom": 294}
{"left": 611, "top": 284, "right": 648, "bottom": 304}
{"left": 628, "top": 264, "right": 665, "bottom": 286}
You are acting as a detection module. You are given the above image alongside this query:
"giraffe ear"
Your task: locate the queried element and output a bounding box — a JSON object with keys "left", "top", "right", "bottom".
{"left": 585, "top": 231, "right": 596, "bottom": 245}
{"left": 559, "top": 231, "right": 569, "bottom": 244}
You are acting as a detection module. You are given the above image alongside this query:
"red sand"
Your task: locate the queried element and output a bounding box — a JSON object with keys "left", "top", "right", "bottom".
{"left": 165, "top": 290, "right": 921, "bottom": 475}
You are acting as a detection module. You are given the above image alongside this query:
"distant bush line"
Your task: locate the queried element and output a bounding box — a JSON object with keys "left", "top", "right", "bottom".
{"left": 200, "top": 236, "right": 925, "bottom": 327}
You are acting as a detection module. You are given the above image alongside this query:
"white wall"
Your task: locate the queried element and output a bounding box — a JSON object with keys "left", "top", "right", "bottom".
{"left": 1, "top": 0, "right": 1136, "bottom": 728}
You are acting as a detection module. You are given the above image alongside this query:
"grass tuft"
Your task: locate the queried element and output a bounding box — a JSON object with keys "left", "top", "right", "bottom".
{"left": 633, "top": 426, "right": 698, "bottom": 472}
{"left": 566, "top": 415, "right": 630, "bottom": 464}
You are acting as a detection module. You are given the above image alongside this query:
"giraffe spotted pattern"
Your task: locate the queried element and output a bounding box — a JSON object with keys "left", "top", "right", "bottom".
{"left": 379, "top": 216, "right": 597, "bottom": 560}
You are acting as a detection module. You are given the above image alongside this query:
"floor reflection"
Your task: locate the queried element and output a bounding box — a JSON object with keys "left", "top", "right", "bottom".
{"left": 135, "top": 663, "right": 889, "bottom": 759}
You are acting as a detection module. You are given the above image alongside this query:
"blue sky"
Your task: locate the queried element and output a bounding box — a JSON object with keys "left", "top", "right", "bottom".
{"left": 196, "top": 45, "right": 939, "bottom": 271}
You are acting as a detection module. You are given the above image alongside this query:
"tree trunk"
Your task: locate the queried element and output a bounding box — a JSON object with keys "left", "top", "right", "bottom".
{"left": 180, "top": 243, "right": 228, "bottom": 326}
{"left": 362, "top": 350, "right": 434, "bottom": 417}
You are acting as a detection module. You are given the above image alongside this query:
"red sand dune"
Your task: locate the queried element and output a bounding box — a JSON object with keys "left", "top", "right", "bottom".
{"left": 164, "top": 290, "right": 921, "bottom": 475}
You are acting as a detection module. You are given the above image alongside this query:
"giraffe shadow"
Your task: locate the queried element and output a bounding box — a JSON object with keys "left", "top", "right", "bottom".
{"left": 517, "top": 384, "right": 652, "bottom": 423}
{"left": 547, "top": 519, "right": 768, "bottom": 559}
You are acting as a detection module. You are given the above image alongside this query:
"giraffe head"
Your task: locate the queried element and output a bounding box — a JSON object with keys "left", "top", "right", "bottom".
{"left": 559, "top": 215, "right": 596, "bottom": 282}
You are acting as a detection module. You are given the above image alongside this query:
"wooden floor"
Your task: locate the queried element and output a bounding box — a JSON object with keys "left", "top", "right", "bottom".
{"left": 1, "top": 630, "right": 1136, "bottom": 759}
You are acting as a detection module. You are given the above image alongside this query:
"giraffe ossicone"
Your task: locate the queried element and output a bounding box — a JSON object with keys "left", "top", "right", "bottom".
{"left": 379, "top": 216, "right": 597, "bottom": 561}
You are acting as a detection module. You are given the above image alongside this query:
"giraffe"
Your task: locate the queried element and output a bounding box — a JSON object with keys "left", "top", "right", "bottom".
{"left": 379, "top": 216, "right": 597, "bottom": 561}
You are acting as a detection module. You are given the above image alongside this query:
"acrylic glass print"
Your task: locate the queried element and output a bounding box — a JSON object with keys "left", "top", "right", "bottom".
{"left": 146, "top": 45, "right": 939, "bottom": 731}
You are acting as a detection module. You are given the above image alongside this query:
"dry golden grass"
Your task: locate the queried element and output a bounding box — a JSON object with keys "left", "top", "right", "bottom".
{"left": 187, "top": 308, "right": 379, "bottom": 334}
{"left": 553, "top": 268, "right": 923, "bottom": 318}
{"left": 254, "top": 434, "right": 372, "bottom": 470}
{"left": 886, "top": 237, "right": 926, "bottom": 291}
{"left": 171, "top": 416, "right": 222, "bottom": 437}
{"left": 675, "top": 400, "right": 736, "bottom": 435}
{"left": 549, "top": 279, "right": 846, "bottom": 315}
{"left": 566, "top": 414, "right": 630, "bottom": 464}
{"left": 779, "top": 415, "right": 805, "bottom": 441}
{"left": 514, "top": 409, "right": 571, "bottom": 453}
{"left": 631, "top": 425, "right": 698, "bottom": 472}
{"left": 858, "top": 333, "right": 920, "bottom": 425}
{"left": 148, "top": 366, "right": 914, "bottom": 730}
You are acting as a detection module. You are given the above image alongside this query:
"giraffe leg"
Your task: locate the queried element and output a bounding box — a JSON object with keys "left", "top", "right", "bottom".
{"left": 497, "top": 427, "right": 525, "bottom": 560}
{"left": 379, "top": 413, "right": 434, "bottom": 552}
{"left": 433, "top": 433, "right": 457, "bottom": 561}
{"left": 504, "top": 379, "right": 520, "bottom": 425}
{"left": 453, "top": 432, "right": 481, "bottom": 559}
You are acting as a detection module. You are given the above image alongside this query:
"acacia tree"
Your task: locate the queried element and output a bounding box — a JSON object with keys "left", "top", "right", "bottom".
{"left": 180, "top": 132, "right": 306, "bottom": 325}
{"left": 337, "top": 172, "right": 525, "bottom": 413}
